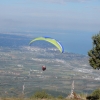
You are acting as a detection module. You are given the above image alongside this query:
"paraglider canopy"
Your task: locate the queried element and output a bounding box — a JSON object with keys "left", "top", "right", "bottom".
{"left": 42, "top": 66, "right": 46, "bottom": 71}
{"left": 29, "top": 36, "right": 64, "bottom": 53}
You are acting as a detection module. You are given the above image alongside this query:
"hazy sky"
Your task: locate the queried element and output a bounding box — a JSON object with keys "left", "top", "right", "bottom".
{"left": 0, "top": 0, "right": 100, "bottom": 33}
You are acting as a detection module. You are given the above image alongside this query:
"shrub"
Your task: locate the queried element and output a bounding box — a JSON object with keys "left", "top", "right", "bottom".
{"left": 86, "top": 95, "right": 99, "bottom": 100}
{"left": 86, "top": 89, "right": 100, "bottom": 100}
{"left": 57, "top": 95, "right": 64, "bottom": 99}
{"left": 31, "top": 90, "right": 53, "bottom": 99}
{"left": 92, "top": 88, "right": 100, "bottom": 99}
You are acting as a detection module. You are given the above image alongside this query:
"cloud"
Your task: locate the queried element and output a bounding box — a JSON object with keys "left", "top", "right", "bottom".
{"left": 0, "top": 0, "right": 99, "bottom": 33}
{"left": 30, "top": 0, "right": 93, "bottom": 4}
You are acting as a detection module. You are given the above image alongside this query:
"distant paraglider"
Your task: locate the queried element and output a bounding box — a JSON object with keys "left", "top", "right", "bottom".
{"left": 29, "top": 36, "right": 64, "bottom": 71}
{"left": 42, "top": 66, "right": 46, "bottom": 71}
{"left": 29, "top": 36, "right": 64, "bottom": 53}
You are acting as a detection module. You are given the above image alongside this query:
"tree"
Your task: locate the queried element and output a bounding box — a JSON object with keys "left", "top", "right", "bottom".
{"left": 86, "top": 88, "right": 100, "bottom": 100}
{"left": 88, "top": 32, "right": 100, "bottom": 70}
{"left": 91, "top": 88, "right": 100, "bottom": 99}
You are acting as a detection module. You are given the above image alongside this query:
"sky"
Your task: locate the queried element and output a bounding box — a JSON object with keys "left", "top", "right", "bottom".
{"left": 0, "top": 0, "right": 100, "bottom": 55}
{"left": 0, "top": 0, "right": 100, "bottom": 33}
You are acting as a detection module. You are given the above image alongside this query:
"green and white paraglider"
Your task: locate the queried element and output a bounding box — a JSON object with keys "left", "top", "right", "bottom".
{"left": 29, "top": 36, "right": 64, "bottom": 53}
{"left": 29, "top": 36, "right": 64, "bottom": 71}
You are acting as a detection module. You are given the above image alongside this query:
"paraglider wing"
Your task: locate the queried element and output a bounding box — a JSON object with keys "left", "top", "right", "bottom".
{"left": 29, "top": 37, "right": 64, "bottom": 53}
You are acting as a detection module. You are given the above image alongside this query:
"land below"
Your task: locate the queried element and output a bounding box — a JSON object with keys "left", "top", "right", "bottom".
{"left": 0, "top": 33, "right": 99, "bottom": 98}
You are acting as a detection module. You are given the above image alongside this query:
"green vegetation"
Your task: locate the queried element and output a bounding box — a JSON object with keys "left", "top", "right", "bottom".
{"left": 57, "top": 95, "right": 64, "bottom": 99}
{"left": 1, "top": 89, "right": 99, "bottom": 100}
{"left": 88, "top": 32, "right": 100, "bottom": 70}
{"left": 0, "top": 90, "right": 87, "bottom": 100}
{"left": 86, "top": 88, "right": 100, "bottom": 100}
{"left": 87, "top": 32, "right": 100, "bottom": 99}
{"left": 30, "top": 90, "right": 54, "bottom": 99}
{"left": 91, "top": 88, "right": 100, "bottom": 99}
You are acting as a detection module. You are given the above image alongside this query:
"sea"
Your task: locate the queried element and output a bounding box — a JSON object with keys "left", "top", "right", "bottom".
{"left": 27, "top": 30, "right": 96, "bottom": 55}
{"left": 0, "top": 30, "right": 97, "bottom": 55}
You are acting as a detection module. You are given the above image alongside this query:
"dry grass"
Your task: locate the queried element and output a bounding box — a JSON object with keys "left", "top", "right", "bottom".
{"left": 0, "top": 92, "right": 87, "bottom": 100}
{"left": 0, "top": 98, "right": 87, "bottom": 100}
